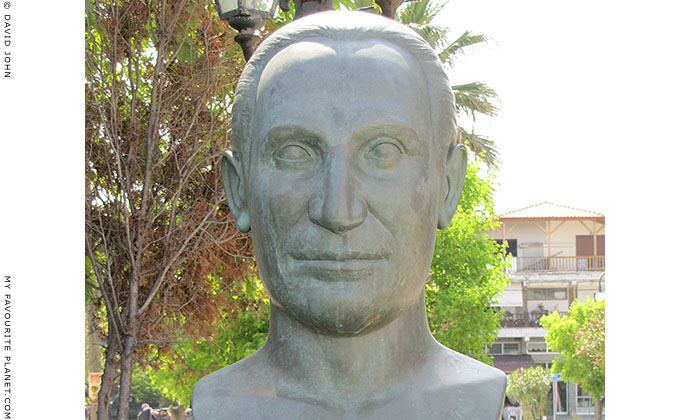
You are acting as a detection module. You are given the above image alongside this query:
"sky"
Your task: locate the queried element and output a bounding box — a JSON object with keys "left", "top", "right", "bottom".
{"left": 0, "top": 0, "right": 689, "bottom": 417}
{"left": 434, "top": 0, "right": 689, "bottom": 216}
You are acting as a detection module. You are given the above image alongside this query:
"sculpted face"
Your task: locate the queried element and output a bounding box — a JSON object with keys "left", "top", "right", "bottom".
{"left": 226, "top": 39, "right": 464, "bottom": 336}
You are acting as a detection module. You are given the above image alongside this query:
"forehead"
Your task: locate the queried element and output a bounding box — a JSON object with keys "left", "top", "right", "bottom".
{"left": 251, "top": 39, "right": 432, "bottom": 141}
{"left": 257, "top": 38, "right": 426, "bottom": 90}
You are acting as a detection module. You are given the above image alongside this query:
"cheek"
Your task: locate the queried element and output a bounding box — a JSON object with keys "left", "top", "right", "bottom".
{"left": 365, "top": 160, "right": 443, "bottom": 232}
{"left": 248, "top": 172, "right": 312, "bottom": 248}
{"left": 362, "top": 163, "right": 442, "bottom": 281}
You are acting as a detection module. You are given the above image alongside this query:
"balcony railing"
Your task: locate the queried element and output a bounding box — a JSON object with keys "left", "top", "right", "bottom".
{"left": 501, "top": 310, "right": 569, "bottom": 328}
{"left": 505, "top": 256, "right": 605, "bottom": 273}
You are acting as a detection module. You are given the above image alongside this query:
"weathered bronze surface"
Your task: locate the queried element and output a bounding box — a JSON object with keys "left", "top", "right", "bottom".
{"left": 193, "top": 11, "right": 506, "bottom": 420}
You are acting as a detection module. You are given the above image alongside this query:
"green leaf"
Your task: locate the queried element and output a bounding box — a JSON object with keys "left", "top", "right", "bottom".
{"left": 543, "top": 299, "right": 605, "bottom": 400}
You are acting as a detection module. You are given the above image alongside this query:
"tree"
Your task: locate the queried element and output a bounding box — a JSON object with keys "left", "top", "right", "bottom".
{"left": 144, "top": 275, "right": 269, "bottom": 406}
{"left": 85, "top": 0, "right": 256, "bottom": 419}
{"left": 397, "top": 0, "right": 501, "bottom": 168}
{"left": 541, "top": 299, "right": 605, "bottom": 420}
{"left": 506, "top": 366, "right": 552, "bottom": 420}
{"left": 86, "top": 1, "right": 506, "bottom": 416}
{"left": 426, "top": 159, "right": 509, "bottom": 363}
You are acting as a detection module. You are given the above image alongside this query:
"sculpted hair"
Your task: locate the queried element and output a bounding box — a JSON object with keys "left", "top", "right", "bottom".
{"left": 231, "top": 11, "right": 458, "bottom": 165}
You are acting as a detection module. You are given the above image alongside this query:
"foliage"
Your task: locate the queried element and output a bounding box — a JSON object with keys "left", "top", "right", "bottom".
{"left": 575, "top": 303, "right": 605, "bottom": 371}
{"left": 426, "top": 158, "right": 509, "bottom": 363}
{"left": 86, "top": 1, "right": 505, "bottom": 417}
{"left": 144, "top": 275, "right": 270, "bottom": 405}
{"left": 506, "top": 366, "right": 552, "bottom": 420}
{"left": 334, "top": 0, "right": 380, "bottom": 12}
{"left": 131, "top": 371, "right": 166, "bottom": 406}
{"left": 541, "top": 299, "right": 605, "bottom": 400}
{"left": 85, "top": 0, "right": 256, "bottom": 418}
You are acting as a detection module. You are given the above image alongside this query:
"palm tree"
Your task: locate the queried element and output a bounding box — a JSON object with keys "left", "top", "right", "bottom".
{"left": 397, "top": 0, "right": 500, "bottom": 167}
{"left": 335, "top": 0, "right": 500, "bottom": 167}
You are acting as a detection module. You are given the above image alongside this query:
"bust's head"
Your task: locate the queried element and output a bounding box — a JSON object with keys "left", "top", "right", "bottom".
{"left": 222, "top": 11, "right": 467, "bottom": 336}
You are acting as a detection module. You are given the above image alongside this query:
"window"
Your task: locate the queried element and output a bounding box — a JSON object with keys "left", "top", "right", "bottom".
{"left": 576, "top": 235, "right": 605, "bottom": 271}
{"left": 488, "top": 341, "right": 520, "bottom": 355}
{"left": 576, "top": 384, "right": 595, "bottom": 414}
{"left": 497, "top": 239, "right": 518, "bottom": 257}
{"left": 546, "top": 381, "right": 569, "bottom": 415}
{"left": 503, "top": 343, "right": 519, "bottom": 354}
{"left": 526, "top": 338, "right": 551, "bottom": 353}
{"left": 526, "top": 288, "right": 567, "bottom": 300}
{"left": 495, "top": 239, "right": 518, "bottom": 272}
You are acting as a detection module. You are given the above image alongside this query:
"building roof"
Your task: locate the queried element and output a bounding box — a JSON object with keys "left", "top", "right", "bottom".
{"left": 498, "top": 202, "right": 604, "bottom": 221}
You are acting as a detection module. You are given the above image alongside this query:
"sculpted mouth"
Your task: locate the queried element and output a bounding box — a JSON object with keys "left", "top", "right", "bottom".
{"left": 289, "top": 250, "right": 390, "bottom": 276}
{"left": 290, "top": 250, "right": 390, "bottom": 262}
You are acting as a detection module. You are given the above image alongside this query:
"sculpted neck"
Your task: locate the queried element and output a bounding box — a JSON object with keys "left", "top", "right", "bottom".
{"left": 261, "top": 291, "right": 437, "bottom": 407}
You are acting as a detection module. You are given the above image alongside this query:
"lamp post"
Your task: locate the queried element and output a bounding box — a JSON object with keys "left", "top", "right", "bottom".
{"left": 213, "top": 0, "right": 279, "bottom": 61}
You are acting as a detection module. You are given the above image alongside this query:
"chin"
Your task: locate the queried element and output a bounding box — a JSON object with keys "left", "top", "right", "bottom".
{"left": 295, "top": 304, "right": 398, "bottom": 337}
{"left": 267, "top": 274, "right": 423, "bottom": 337}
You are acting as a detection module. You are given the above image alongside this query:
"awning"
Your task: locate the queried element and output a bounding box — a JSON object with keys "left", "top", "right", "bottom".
{"left": 492, "top": 355, "right": 536, "bottom": 374}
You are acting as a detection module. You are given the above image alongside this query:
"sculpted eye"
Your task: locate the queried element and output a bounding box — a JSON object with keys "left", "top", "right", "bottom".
{"left": 366, "top": 138, "right": 404, "bottom": 168}
{"left": 274, "top": 143, "right": 314, "bottom": 170}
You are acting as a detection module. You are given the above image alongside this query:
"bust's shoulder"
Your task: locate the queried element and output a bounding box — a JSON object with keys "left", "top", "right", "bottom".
{"left": 192, "top": 353, "right": 278, "bottom": 419}
{"left": 423, "top": 346, "right": 507, "bottom": 419}
{"left": 436, "top": 346, "right": 507, "bottom": 387}
{"left": 363, "top": 346, "right": 506, "bottom": 420}
{"left": 192, "top": 345, "right": 507, "bottom": 420}
{"left": 192, "top": 353, "right": 334, "bottom": 420}
{"left": 193, "top": 352, "right": 265, "bottom": 392}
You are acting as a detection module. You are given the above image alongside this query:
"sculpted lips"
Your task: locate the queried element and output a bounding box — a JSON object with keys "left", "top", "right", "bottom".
{"left": 289, "top": 249, "right": 390, "bottom": 275}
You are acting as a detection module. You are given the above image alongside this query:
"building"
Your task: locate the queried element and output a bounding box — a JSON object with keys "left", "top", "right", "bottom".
{"left": 488, "top": 202, "right": 605, "bottom": 418}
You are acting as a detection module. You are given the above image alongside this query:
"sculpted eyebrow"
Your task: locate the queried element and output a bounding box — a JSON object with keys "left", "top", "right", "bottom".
{"left": 264, "top": 126, "right": 322, "bottom": 149}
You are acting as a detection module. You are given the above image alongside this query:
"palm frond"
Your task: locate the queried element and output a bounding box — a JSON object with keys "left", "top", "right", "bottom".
{"left": 458, "top": 127, "right": 499, "bottom": 168}
{"left": 396, "top": 0, "right": 445, "bottom": 26}
{"left": 439, "top": 31, "right": 488, "bottom": 66}
{"left": 408, "top": 23, "right": 449, "bottom": 50}
{"left": 453, "top": 82, "right": 499, "bottom": 119}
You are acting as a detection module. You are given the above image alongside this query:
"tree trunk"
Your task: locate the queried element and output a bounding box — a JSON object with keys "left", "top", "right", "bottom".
{"left": 118, "top": 231, "right": 142, "bottom": 420}
{"left": 87, "top": 303, "right": 103, "bottom": 420}
{"left": 97, "top": 317, "right": 120, "bottom": 420}
{"left": 117, "top": 333, "right": 138, "bottom": 420}
{"left": 594, "top": 397, "right": 604, "bottom": 420}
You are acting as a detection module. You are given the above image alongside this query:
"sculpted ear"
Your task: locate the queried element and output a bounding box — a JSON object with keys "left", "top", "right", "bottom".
{"left": 438, "top": 144, "right": 467, "bottom": 230}
{"left": 221, "top": 151, "right": 251, "bottom": 233}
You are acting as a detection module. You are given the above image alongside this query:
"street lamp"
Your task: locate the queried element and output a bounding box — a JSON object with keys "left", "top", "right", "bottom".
{"left": 214, "top": 0, "right": 279, "bottom": 61}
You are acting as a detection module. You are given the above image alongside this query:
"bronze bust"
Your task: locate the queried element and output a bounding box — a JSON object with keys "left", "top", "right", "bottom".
{"left": 193, "top": 11, "right": 506, "bottom": 420}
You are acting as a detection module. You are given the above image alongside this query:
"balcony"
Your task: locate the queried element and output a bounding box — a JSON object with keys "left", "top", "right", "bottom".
{"left": 505, "top": 256, "right": 604, "bottom": 273}
{"left": 501, "top": 310, "right": 547, "bottom": 328}
{"left": 501, "top": 308, "right": 569, "bottom": 328}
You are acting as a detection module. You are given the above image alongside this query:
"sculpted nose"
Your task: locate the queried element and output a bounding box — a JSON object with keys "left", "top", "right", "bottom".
{"left": 308, "top": 158, "right": 367, "bottom": 234}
